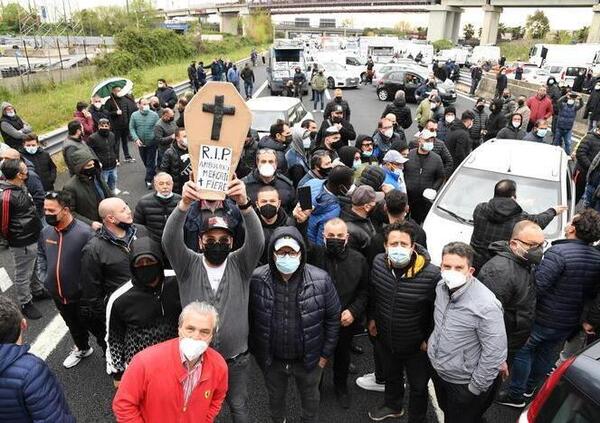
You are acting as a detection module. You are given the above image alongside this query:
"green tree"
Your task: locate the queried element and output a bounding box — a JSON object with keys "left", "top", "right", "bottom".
{"left": 432, "top": 39, "right": 453, "bottom": 52}
{"left": 244, "top": 10, "right": 273, "bottom": 44}
{"left": 393, "top": 20, "right": 412, "bottom": 35}
{"left": 574, "top": 26, "right": 589, "bottom": 43}
{"left": 463, "top": 23, "right": 475, "bottom": 40}
{"left": 525, "top": 9, "right": 550, "bottom": 39}
{"left": 1, "top": 3, "right": 38, "bottom": 33}
{"left": 509, "top": 26, "right": 525, "bottom": 40}
{"left": 416, "top": 26, "right": 427, "bottom": 38}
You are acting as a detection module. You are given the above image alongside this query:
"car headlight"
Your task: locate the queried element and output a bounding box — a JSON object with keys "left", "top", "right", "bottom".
{"left": 273, "top": 71, "right": 288, "bottom": 79}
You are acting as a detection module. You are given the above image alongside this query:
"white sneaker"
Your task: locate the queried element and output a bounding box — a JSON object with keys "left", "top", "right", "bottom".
{"left": 113, "top": 188, "right": 122, "bottom": 195}
{"left": 63, "top": 347, "right": 93, "bottom": 368}
{"left": 356, "top": 372, "right": 385, "bottom": 392}
{"left": 320, "top": 109, "right": 325, "bottom": 113}
{"left": 312, "top": 109, "right": 317, "bottom": 112}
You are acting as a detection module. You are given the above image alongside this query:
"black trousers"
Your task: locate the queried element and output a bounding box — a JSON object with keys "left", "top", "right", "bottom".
{"left": 54, "top": 299, "right": 106, "bottom": 352}
{"left": 368, "top": 333, "right": 386, "bottom": 383}
{"left": 333, "top": 324, "right": 355, "bottom": 389}
{"left": 379, "top": 341, "right": 431, "bottom": 423}
{"left": 431, "top": 371, "right": 498, "bottom": 423}
{"left": 112, "top": 128, "right": 131, "bottom": 160}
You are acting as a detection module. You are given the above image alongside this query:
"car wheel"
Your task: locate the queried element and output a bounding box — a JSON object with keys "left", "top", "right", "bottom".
{"left": 377, "top": 89, "right": 389, "bottom": 101}
{"left": 270, "top": 88, "right": 277, "bottom": 96}
{"left": 327, "top": 78, "right": 335, "bottom": 89}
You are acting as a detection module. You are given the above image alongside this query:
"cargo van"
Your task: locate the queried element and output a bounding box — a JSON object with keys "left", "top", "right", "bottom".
{"left": 468, "top": 45, "right": 501, "bottom": 66}
{"left": 266, "top": 40, "right": 309, "bottom": 96}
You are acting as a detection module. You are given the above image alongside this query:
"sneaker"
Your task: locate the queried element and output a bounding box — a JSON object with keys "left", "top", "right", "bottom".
{"left": 349, "top": 362, "right": 357, "bottom": 374}
{"left": 320, "top": 109, "right": 325, "bottom": 113}
{"left": 125, "top": 158, "right": 136, "bottom": 163}
{"left": 368, "top": 405, "right": 404, "bottom": 421}
{"left": 335, "top": 387, "right": 351, "bottom": 409}
{"left": 496, "top": 391, "right": 526, "bottom": 408}
{"left": 21, "top": 301, "right": 42, "bottom": 320}
{"left": 356, "top": 373, "right": 385, "bottom": 392}
{"left": 523, "top": 387, "right": 537, "bottom": 398}
{"left": 113, "top": 188, "right": 122, "bottom": 195}
{"left": 312, "top": 109, "right": 317, "bottom": 112}
{"left": 145, "top": 182, "right": 152, "bottom": 189}
{"left": 32, "top": 289, "right": 51, "bottom": 301}
{"left": 116, "top": 160, "right": 121, "bottom": 167}
{"left": 63, "top": 347, "right": 94, "bottom": 368}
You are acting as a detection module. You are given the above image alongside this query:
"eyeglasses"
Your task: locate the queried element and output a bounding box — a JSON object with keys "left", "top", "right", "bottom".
{"left": 274, "top": 251, "right": 300, "bottom": 258}
{"left": 45, "top": 191, "right": 60, "bottom": 199}
{"left": 515, "top": 239, "right": 548, "bottom": 249}
{"left": 204, "top": 237, "right": 231, "bottom": 245}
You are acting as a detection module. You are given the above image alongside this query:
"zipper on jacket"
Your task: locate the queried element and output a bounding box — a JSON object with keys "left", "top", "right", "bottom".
{"left": 432, "top": 298, "right": 452, "bottom": 358}
{"left": 56, "top": 230, "right": 65, "bottom": 304}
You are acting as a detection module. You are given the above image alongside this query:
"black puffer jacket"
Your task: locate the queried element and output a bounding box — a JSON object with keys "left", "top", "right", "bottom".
{"left": 105, "top": 238, "right": 181, "bottom": 380}
{"left": 369, "top": 246, "right": 440, "bottom": 355}
{"left": 478, "top": 241, "right": 535, "bottom": 354}
{"left": 155, "top": 86, "right": 178, "bottom": 109}
{"left": 19, "top": 147, "right": 56, "bottom": 191}
{"left": 243, "top": 169, "right": 295, "bottom": 212}
{"left": 249, "top": 226, "right": 341, "bottom": 370}
{"left": 325, "top": 98, "right": 352, "bottom": 122}
{"left": 469, "top": 107, "right": 489, "bottom": 145}
{"left": 576, "top": 130, "right": 600, "bottom": 175}
{"left": 339, "top": 207, "right": 376, "bottom": 254}
{"left": 584, "top": 89, "right": 600, "bottom": 122}
{"left": 404, "top": 149, "right": 445, "bottom": 197}
{"left": 496, "top": 118, "right": 526, "bottom": 140}
{"left": 408, "top": 138, "right": 454, "bottom": 179}
{"left": 470, "top": 197, "right": 556, "bottom": 271}
{"left": 0, "top": 181, "right": 41, "bottom": 247}
{"left": 159, "top": 143, "right": 191, "bottom": 194}
{"left": 484, "top": 99, "right": 507, "bottom": 141}
{"left": 445, "top": 120, "right": 472, "bottom": 172}
{"left": 87, "top": 130, "right": 118, "bottom": 170}
{"left": 104, "top": 95, "right": 132, "bottom": 130}
{"left": 381, "top": 98, "right": 412, "bottom": 129}
{"left": 133, "top": 192, "right": 181, "bottom": 243}
{"left": 257, "top": 135, "right": 288, "bottom": 174}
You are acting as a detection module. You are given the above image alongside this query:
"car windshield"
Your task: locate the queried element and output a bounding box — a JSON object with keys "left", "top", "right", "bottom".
{"left": 435, "top": 167, "right": 561, "bottom": 236}
{"left": 252, "top": 110, "right": 287, "bottom": 131}
{"left": 324, "top": 63, "right": 345, "bottom": 72}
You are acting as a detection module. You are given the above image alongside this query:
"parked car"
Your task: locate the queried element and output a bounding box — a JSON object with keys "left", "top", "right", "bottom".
{"left": 376, "top": 69, "right": 457, "bottom": 105}
{"left": 318, "top": 62, "right": 360, "bottom": 89}
{"left": 542, "top": 64, "right": 589, "bottom": 87}
{"left": 422, "top": 139, "right": 575, "bottom": 265}
{"left": 372, "top": 62, "right": 422, "bottom": 85}
{"left": 246, "top": 96, "right": 314, "bottom": 138}
{"left": 518, "top": 339, "right": 600, "bottom": 422}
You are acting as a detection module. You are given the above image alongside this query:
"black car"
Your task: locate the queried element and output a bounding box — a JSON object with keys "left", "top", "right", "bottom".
{"left": 376, "top": 69, "right": 457, "bottom": 105}
{"left": 518, "top": 339, "right": 600, "bottom": 422}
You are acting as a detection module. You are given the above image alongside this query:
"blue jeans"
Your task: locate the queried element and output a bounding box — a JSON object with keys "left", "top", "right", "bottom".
{"left": 139, "top": 145, "right": 157, "bottom": 183}
{"left": 244, "top": 81, "right": 253, "bottom": 98}
{"left": 101, "top": 168, "right": 117, "bottom": 191}
{"left": 313, "top": 90, "right": 324, "bottom": 110}
{"left": 553, "top": 128, "right": 573, "bottom": 154}
{"left": 508, "top": 323, "right": 572, "bottom": 398}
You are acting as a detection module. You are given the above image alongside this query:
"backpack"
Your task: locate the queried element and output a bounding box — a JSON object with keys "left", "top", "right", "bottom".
{"left": 0, "top": 188, "right": 11, "bottom": 247}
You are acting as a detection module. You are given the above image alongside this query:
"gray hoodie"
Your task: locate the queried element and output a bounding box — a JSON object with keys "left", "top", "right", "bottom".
{"left": 428, "top": 277, "right": 507, "bottom": 395}
{"left": 162, "top": 206, "right": 265, "bottom": 359}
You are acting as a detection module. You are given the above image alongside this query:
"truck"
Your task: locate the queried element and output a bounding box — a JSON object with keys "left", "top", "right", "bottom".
{"left": 528, "top": 43, "right": 600, "bottom": 72}
{"left": 468, "top": 45, "right": 501, "bottom": 66}
{"left": 266, "top": 39, "right": 309, "bottom": 96}
{"left": 359, "top": 36, "right": 400, "bottom": 63}
{"left": 398, "top": 39, "right": 435, "bottom": 65}
{"left": 434, "top": 47, "right": 470, "bottom": 67}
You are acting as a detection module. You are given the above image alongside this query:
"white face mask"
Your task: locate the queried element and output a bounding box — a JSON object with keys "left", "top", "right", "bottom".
{"left": 259, "top": 163, "right": 276, "bottom": 178}
{"left": 346, "top": 183, "right": 357, "bottom": 196}
{"left": 441, "top": 269, "right": 468, "bottom": 290}
{"left": 302, "top": 137, "right": 312, "bottom": 149}
{"left": 5, "top": 111, "right": 15, "bottom": 117}
{"left": 567, "top": 99, "right": 575, "bottom": 106}
{"left": 142, "top": 105, "right": 150, "bottom": 112}
{"left": 93, "top": 102, "right": 102, "bottom": 109}
{"left": 180, "top": 337, "right": 209, "bottom": 362}
{"left": 352, "top": 159, "right": 362, "bottom": 170}
{"left": 445, "top": 115, "right": 455, "bottom": 124}
{"left": 512, "top": 121, "right": 521, "bottom": 128}
{"left": 24, "top": 146, "right": 38, "bottom": 154}
{"left": 156, "top": 191, "right": 174, "bottom": 199}
{"left": 383, "top": 128, "right": 394, "bottom": 138}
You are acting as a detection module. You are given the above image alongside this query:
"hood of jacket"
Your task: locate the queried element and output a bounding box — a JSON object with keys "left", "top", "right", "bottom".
{"left": 508, "top": 112, "right": 523, "bottom": 130}
{"left": 393, "top": 97, "right": 407, "bottom": 108}
{"left": 267, "top": 226, "right": 307, "bottom": 276}
{"left": 1, "top": 101, "right": 15, "bottom": 116}
{"left": 490, "top": 99, "right": 504, "bottom": 115}
{"left": 129, "top": 237, "right": 164, "bottom": 288}
{"left": 358, "top": 165, "right": 385, "bottom": 190}
{"left": 486, "top": 197, "right": 523, "bottom": 223}
{"left": 0, "top": 343, "right": 28, "bottom": 374}
{"left": 71, "top": 147, "right": 99, "bottom": 175}
{"left": 258, "top": 135, "right": 287, "bottom": 152}
{"left": 355, "top": 134, "right": 373, "bottom": 150}
{"left": 337, "top": 146, "right": 359, "bottom": 168}
{"left": 488, "top": 240, "right": 529, "bottom": 267}
{"left": 290, "top": 126, "right": 309, "bottom": 158}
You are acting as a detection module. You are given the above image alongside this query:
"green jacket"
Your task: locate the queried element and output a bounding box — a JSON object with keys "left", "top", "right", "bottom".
{"left": 415, "top": 99, "right": 433, "bottom": 128}
{"left": 129, "top": 110, "right": 159, "bottom": 146}
{"left": 311, "top": 74, "right": 327, "bottom": 92}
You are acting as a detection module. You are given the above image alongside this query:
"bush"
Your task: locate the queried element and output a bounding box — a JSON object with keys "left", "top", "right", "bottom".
{"left": 432, "top": 39, "right": 453, "bottom": 52}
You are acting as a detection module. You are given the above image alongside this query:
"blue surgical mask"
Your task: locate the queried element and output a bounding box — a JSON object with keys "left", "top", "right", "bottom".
{"left": 387, "top": 246, "right": 412, "bottom": 268}
{"left": 536, "top": 128, "right": 548, "bottom": 138}
{"left": 352, "top": 159, "right": 362, "bottom": 170}
{"left": 274, "top": 254, "right": 301, "bottom": 274}
{"left": 24, "top": 146, "right": 38, "bottom": 154}
{"left": 422, "top": 141, "right": 434, "bottom": 152}
{"left": 362, "top": 150, "right": 373, "bottom": 157}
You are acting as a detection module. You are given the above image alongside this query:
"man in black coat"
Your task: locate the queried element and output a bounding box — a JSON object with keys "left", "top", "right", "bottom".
{"left": 340, "top": 185, "right": 377, "bottom": 256}
{"left": 104, "top": 87, "right": 134, "bottom": 163}
{"left": 470, "top": 179, "right": 565, "bottom": 272}
{"left": 324, "top": 89, "right": 352, "bottom": 122}
{"left": 445, "top": 111, "right": 474, "bottom": 173}
{"left": 87, "top": 119, "right": 119, "bottom": 194}
{"left": 20, "top": 134, "right": 56, "bottom": 191}
{"left": 316, "top": 105, "right": 357, "bottom": 148}
{"left": 254, "top": 185, "right": 295, "bottom": 265}
{"left": 133, "top": 172, "right": 181, "bottom": 245}
{"left": 575, "top": 123, "right": 600, "bottom": 200}
{"left": 159, "top": 127, "right": 191, "bottom": 195}
{"left": 403, "top": 133, "right": 445, "bottom": 224}
{"left": 478, "top": 221, "right": 544, "bottom": 363}
{"left": 155, "top": 79, "right": 178, "bottom": 109}
{"left": 381, "top": 90, "right": 412, "bottom": 130}
{"left": 367, "top": 222, "right": 440, "bottom": 421}
{"left": 495, "top": 68, "right": 508, "bottom": 98}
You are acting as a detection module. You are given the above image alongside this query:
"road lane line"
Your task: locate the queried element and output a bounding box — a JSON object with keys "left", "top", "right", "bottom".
{"left": 428, "top": 380, "right": 444, "bottom": 423}
{"left": 0, "top": 267, "right": 12, "bottom": 292}
{"left": 253, "top": 80, "right": 268, "bottom": 98}
{"left": 29, "top": 313, "right": 68, "bottom": 360}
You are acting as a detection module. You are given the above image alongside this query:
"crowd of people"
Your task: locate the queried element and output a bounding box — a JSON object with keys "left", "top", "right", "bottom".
{"left": 2, "top": 53, "right": 600, "bottom": 423}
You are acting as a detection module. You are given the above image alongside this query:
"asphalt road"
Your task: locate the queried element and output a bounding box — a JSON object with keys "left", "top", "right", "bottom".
{"left": 0, "top": 62, "right": 522, "bottom": 423}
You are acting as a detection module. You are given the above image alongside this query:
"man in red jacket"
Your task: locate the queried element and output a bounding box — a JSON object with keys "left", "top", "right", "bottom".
{"left": 113, "top": 301, "right": 228, "bottom": 422}
{"left": 525, "top": 86, "right": 553, "bottom": 132}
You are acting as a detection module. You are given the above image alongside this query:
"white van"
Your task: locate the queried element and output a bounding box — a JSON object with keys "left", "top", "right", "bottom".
{"left": 469, "top": 45, "right": 501, "bottom": 66}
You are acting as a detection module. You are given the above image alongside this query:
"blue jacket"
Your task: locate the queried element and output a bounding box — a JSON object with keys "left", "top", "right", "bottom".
{"left": 556, "top": 97, "right": 584, "bottom": 130}
{"left": 535, "top": 239, "right": 600, "bottom": 331}
{"left": 0, "top": 344, "right": 75, "bottom": 423}
{"left": 307, "top": 186, "right": 340, "bottom": 245}
{"left": 382, "top": 166, "right": 406, "bottom": 192}
{"left": 249, "top": 226, "right": 340, "bottom": 370}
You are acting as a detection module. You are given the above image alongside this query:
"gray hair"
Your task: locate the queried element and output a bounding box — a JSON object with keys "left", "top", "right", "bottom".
{"left": 153, "top": 172, "right": 173, "bottom": 182}
{"left": 178, "top": 301, "right": 220, "bottom": 333}
{"left": 257, "top": 148, "right": 278, "bottom": 163}
{"left": 394, "top": 90, "right": 405, "bottom": 101}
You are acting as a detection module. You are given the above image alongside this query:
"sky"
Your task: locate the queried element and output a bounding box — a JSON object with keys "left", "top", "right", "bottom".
{"left": 22, "top": 0, "right": 595, "bottom": 32}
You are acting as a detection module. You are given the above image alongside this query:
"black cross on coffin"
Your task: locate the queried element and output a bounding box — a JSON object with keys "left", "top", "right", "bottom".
{"left": 202, "top": 95, "right": 236, "bottom": 141}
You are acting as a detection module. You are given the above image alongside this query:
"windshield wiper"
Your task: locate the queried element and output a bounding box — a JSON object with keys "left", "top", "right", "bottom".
{"left": 437, "top": 206, "right": 474, "bottom": 225}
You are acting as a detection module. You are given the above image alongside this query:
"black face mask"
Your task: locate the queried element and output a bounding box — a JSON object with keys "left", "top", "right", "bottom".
{"left": 331, "top": 116, "right": 343, "bottom": 124}
{"left": 204, "top": 242, "right": 231, "bottom": 265}
{"left": 81, "top": 167, "right": 97, "bottom": 178}
{"left": 259, "top": 204, "right": 278, "bottom": 220}
{"left": 524, "top": 246, "right": 544, "bottom": 265}
{"left": 309, "top": 131, "right": 317, "bottom": 141}
{"left": 517, "top": 100, "right": 525, "bottom": 107}
{"left": 98, "top": 129, "right": 110, "bottom": 137}
{"left": 151, "top": 103, "right": 159, "bottom": 109}
{"left": 319, "top": 166, "right": 332, "bottom": 178}
{"left": 133, "top": 264, "right": 163, "bottom": 287}
{"left": 165, "top": 117, "right": 174, "bottom": 123}
{"left": 45, "top": 214, "right": 60, "bottom": 227}
{"left": 116, "top": 221, "right": 132, "bottom": 231}
{"left": 283, "top": 134, "right": 293, "bottom": 144}
{"left": 335, "top": 97, "right": 342, "bottom": 103}
{"left": 476, "top": 105, "right": 484, "bottom": 111}
{"left": 326, "top": 238, "right": 346, "bottom": 256}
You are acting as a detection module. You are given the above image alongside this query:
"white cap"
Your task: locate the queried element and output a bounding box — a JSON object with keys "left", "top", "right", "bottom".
{"left": 383, "top": 150, "right": 409, "bottom": 164}
{"left": 274, "top": 236, "right": 301, "bottom": 252}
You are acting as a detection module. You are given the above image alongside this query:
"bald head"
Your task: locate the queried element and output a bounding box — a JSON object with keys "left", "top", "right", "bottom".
{"left": 0, "top": 147, "right": 20, "bottom": 160}
{"left": 323, "top": 218, "right": 349, "bottom": 242}
{"left": 98, "top": 198, "right": 132, "bottom": 230}
{"left": 511, "top": 220, "right": 543, "bottom": 240}
{"left": 509, "top": 220, "right": 545, "bottom": 257}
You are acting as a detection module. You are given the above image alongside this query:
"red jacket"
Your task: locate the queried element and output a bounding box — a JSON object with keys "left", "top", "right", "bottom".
{"left": 113, "top": 339, "right": 228, "bottom": 423}
{"left": 526, "top": 95, "right": 553, "bottom": 123}
{"left": 74, "top": 110, "right": 95, "bottom": 141}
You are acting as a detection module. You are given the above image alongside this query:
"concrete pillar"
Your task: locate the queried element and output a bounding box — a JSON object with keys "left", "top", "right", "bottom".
{"left": 219, "top": 12, "right": 239, "bottom": 35}
{"left": 451, "top": 9, "right": 462, "bottom": 43}
{"left": 427, "top": 6, "right": 462, "bottom": 42}
{"left": 239, "top": 12, "right": 249, "bottom": 37}
{"left": 588, "top": 5, "right": 600, "bottom": 43}
{"left": 480, "top": 5, "right": 503, "bottom": 45}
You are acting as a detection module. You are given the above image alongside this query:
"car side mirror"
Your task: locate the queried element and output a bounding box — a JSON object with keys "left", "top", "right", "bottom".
{"left": 423, "top": 188, "right": 437, "bottom": 202}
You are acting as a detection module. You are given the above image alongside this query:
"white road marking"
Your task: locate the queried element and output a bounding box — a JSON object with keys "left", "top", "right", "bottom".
{"left": 254, "top": 80, "right": 268, "bottom": 97}
{"left": 428, "top": 380, "right": 444, "bottom": 423}
{"left": 29, "top": 313, "right": 68, "bottom": 360}
{"left": 0, "top": 267, "right": 12, "bottom": 292}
